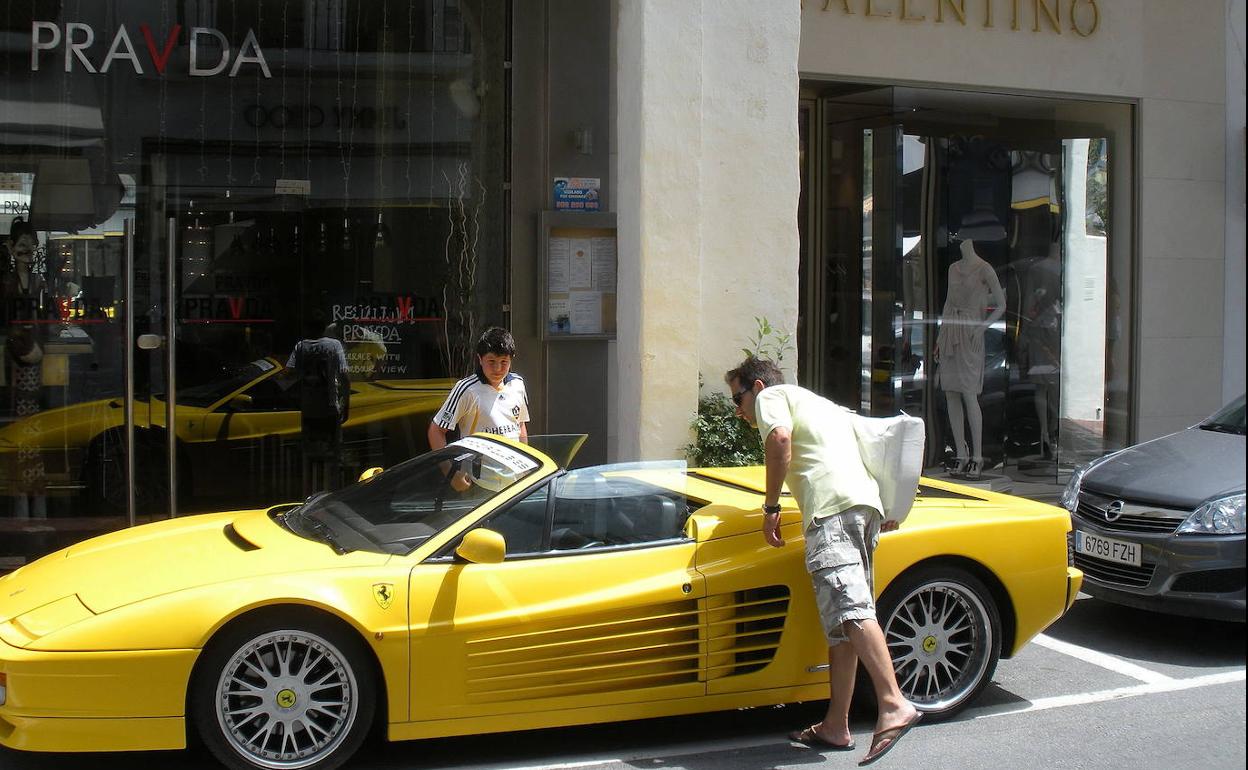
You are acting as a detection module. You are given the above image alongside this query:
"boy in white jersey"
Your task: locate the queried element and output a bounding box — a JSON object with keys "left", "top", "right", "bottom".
{"left": 428, "top": 325, "right": 529, "bottom": 453}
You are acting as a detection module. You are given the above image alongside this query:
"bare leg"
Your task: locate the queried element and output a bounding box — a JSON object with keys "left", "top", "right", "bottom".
{"left": 945, "top": 391, "right": 968, "bottom": 461}
{"left": 843, "top": 618, "right": 919, "bottom": 735}
{"left": 962, "top": 391, "right": 983, "bottom": 463}
{"left": 812, "top": 642, "right": 858, "bottom": 745}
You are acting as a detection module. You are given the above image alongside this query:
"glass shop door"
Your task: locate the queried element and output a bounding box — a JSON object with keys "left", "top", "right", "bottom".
{"left": 136, "top": 147, "right": 457, "bottom": 520}
{"left": 0, "top": 172, "right": 137, "bottom": 569}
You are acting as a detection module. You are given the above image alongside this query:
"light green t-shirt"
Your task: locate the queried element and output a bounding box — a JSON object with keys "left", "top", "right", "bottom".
{"left": 754, "top": 384, "right": 883, "bottom": 530}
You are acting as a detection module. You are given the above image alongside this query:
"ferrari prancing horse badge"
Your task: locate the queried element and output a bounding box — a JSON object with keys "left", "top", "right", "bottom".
{"left": 372, "top": 583, "right": 395, "bottom": 610}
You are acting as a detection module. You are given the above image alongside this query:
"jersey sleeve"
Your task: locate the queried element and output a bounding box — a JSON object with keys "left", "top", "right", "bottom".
{"left": 516, "top": 380, "right": 531, "bottom": 423}
{"left": 754, "top": 387, "right": 793, "bottom": 443}
{"left": 433, "top": 381, "right": 474, "bottom": 431}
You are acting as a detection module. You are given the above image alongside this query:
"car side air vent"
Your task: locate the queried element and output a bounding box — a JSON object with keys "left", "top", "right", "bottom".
{"left": 703, "top": 584, "right": 790, "bottom": 678}
{"left": 463, "top": 598, "right": 702, "bottom": 704}
{"left": 223, "top": 524, "right": 261, "bottom": 552}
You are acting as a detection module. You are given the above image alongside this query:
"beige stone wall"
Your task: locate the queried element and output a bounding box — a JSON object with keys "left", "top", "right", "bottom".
{"left": 616, "top": 0, "right": 802, "bottom": 460}
{"left": 613, "top": 0, "right": 1232, "bottom": 460}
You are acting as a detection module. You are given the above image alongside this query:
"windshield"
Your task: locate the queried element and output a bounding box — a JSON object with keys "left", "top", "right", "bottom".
{"left": 283, "top": 437, "right": 542, "bottom": 555}
{"left": 1201, "top": 395, "right": 1246, "bottom": 435}
{"left": 175, "top": 359, "right": 279, "bottom": 408}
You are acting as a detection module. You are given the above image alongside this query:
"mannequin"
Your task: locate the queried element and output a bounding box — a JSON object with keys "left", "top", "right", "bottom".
{"left": 3, "top": 220, "right": 48, "bottom": 306}
{"left": 6, "top": 325, "right": 47, "bottom": 518}
{"left": 935, "top": 239, "right": 1006, "bottom": 479}
{"left": 1020, "top": 241, "right": 1062, "bottom": 459}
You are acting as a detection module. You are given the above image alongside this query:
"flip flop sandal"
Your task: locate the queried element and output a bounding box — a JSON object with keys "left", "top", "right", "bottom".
{"left": 858, "top": 711, "right": 923, "bottom": 766}
{"left": 787, "top": 725, "right": 855, "bottom": 751}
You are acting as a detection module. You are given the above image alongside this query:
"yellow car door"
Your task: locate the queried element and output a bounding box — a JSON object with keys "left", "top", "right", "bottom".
{"left": 406, "top": 471, "right": 708, "bottom": 726}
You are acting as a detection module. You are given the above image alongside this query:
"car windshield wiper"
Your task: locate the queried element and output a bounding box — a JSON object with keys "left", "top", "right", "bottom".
{"left": 1199, "top": 422, "right": 1245, "bottom": 435}
{"left": 285, "top": 504, "right": 352, "bottom": 555}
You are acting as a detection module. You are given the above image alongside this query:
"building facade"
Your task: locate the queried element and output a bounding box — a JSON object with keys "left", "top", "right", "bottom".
{"left": 618, "top": 0, "right": 1245, "bottom": 469}
{"left": 0, "top": 0, "right": 1243, "bottom": 569}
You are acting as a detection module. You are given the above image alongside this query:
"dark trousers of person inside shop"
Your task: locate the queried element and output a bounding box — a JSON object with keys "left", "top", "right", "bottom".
{"left": 301, "top": 416, "right": 343, "bottom": 497}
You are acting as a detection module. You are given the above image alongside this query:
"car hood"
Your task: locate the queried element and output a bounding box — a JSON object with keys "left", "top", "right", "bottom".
{"left": 1083, "top": 426, "right": 1246, "bottom": 509}
{"left": 0, "top": 508, "right": 389, "bottom": 623}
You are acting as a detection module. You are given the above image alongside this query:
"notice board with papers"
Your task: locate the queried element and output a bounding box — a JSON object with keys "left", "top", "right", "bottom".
{"left": 540, "top": 211, "right": 617, "bottom": 340}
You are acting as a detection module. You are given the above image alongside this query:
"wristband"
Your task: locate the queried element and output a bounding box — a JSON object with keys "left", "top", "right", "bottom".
{"left": 762, "top": 503, "right": 782, "bottom": 515}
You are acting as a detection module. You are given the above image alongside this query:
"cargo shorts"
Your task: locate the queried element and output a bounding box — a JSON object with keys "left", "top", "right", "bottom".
{"left": 804, "top": 505, "right": 882, "bottom": 645}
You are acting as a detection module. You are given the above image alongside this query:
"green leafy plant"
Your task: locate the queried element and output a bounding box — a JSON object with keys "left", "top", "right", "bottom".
{"left": 741, "top": 316, "right": 794, "bottom": 364}
{"left": 684, "top": 317, "right": 792, "bottom": 467}
{"left": 684, "top": 386, "right": 764, "bottom": 467}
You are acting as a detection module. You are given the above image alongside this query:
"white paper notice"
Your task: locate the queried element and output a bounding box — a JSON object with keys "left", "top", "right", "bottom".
{"left": 591, "top": 237, "right": 616, "bottom": 292}
{"left": 570, "top": 291, "right": 602, "bottom": 334}
{"left": 569, "top": 239, "right": 592, "bottom": 289}
{"left": 548, "top": 237, "right": 571, "bottom": 293}
{"left": 548, "top": 298, "right": 571, "bottom": 334}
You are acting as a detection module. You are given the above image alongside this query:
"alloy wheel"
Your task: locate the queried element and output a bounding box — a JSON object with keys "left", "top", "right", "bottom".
{"left": 214, "top": 629, "right": 359, "bottom": 769}
{"left": 882, "top": 578, "right": 995, "bottom": 713}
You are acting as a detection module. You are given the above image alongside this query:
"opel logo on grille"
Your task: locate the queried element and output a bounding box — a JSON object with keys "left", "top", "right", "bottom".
{"left": 1103, "top": 500, "right": 1125, "bottom": 522}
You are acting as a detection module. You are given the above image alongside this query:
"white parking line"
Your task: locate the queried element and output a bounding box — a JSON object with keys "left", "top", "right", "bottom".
{"left": 440, "top": 658, "right": 1246, "bottom": 770}
{"left": 1032, "top": 633, "right": 1175, "bottom": 684}
{"left": 482, "top": 671, "right": 1248, "bottom": 770}
{"left": 972, "top": 669, "right": 1246, "bottom": 720}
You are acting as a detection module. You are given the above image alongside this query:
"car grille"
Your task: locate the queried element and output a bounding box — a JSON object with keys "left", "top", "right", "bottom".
{"left": 1170, "top": 568, "right": 1247, "bottom": 594}
{"left": 1074, "top": 552, "right": 1157, "bottom": 588}
{"left": 1074, "top": 493, "right": 1188, "bottom": 535}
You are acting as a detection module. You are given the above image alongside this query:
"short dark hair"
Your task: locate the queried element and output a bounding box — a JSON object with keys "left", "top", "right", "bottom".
{"left": 476, "top": 326, "right": 516, "bottom": 357}
{"left": 303, "top": 316, "right": 328, "bottom": 339}
{"left": 725, "top": 356, "right": 784, "bottom": 389}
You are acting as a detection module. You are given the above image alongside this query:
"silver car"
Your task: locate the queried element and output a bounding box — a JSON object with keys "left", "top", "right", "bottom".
{"left": 1063, "top": 395, "right": 1246, "bottom": 622}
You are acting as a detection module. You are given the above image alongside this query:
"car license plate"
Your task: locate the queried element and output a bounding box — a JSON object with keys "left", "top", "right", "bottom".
{"left": 1075, "top": 530, "right": 1142, "bottom": 567}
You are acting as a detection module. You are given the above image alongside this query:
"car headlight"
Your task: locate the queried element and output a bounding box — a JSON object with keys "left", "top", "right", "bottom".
{"left": 1177, "top": 494, "right": 1246, "bottom": 535}
{"left": 1061, "top": 454, "right": 1116, "bottom": 512}
{"left": 1060, "top": 465, "right": 1087, "bottom": 512}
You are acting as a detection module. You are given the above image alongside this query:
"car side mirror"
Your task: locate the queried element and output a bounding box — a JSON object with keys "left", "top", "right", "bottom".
{"left": 358, "top": 467, "right": 384, "bottom": 482}
{"left": 455, "top": 529, "right": 506, "bottom": 564}
{"left": 228, "top": 394, "right": 253, "bottom": 410}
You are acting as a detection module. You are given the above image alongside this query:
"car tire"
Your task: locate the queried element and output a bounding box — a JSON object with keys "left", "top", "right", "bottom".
{"left": 875, "top": 565, "right": 1002, "bottom": 721}
{"left": 191, "top": 613, "right": 376, "bottom": 770}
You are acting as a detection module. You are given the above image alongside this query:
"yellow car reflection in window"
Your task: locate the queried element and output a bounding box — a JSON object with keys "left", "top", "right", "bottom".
{"left": 0, "top": 357, "right": 456, "bottom": 511}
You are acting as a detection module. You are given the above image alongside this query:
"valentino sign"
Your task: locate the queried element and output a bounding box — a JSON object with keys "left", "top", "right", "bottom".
{"left": 30, "top": 22, "right": 272, "bottom": 77}
{"left": 806, "top": 0, "right": 1101, "bottom": 37}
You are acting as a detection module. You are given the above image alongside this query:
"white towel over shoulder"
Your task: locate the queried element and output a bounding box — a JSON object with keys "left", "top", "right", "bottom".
{"left": 846, "top": 409, "right": 925, "bottom": 526}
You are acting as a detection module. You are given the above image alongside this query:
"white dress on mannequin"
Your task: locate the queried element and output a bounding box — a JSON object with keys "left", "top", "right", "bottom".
{"left": 936, "top": 242, "right": 1005, "bottom": 394}
{"left": 936, "top": 240, "right": 1006, "bottom": 476}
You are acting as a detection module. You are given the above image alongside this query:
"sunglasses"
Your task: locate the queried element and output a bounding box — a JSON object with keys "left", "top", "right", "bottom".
{"left": 731, "top": 386, "right": 752, "bottom": 407}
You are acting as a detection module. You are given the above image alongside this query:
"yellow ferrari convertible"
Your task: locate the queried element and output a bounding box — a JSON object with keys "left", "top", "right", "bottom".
{"left": 0, "top": 434, "right": 1082, "bottom": 770}
{"left": 0, "top": 357, "right": 455, "bottom": 511}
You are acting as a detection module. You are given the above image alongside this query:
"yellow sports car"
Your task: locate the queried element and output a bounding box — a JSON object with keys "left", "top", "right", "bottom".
{"left": 0, "top": 357, "right": 455, "bottom": 511}
{"left": 0, "top": 434, "right": 1081, "bottom": 770}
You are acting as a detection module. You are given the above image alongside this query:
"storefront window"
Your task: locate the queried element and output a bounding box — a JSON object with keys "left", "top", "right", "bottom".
{"left": 0, "top": 0, "right": 507, "bottom": 569}
{"left": 801, "top": 85, "right": 1133, "bottom": 489}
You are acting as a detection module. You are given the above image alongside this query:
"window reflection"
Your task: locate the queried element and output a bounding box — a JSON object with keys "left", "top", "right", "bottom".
{"left": 803, "top": 86, "right": 1132, "bottom": 493}
{"left": 0, "top": 0, "right": 507, "bottom": 569}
